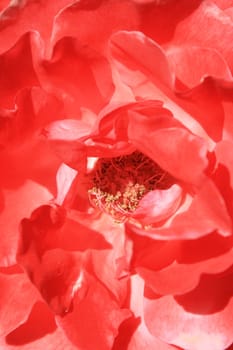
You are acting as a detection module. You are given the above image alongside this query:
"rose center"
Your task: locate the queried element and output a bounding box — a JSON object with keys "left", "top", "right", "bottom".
{"left": 88, "top": 151, "right": 172, "bottom": 221}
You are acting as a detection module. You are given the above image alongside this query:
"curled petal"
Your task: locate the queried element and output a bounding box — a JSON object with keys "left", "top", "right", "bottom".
{"left": 0, "top": 0, "right": 78, "bottom": 54}
{"left": 127, "top": 179, "right": 232, "bottom": 239}
{"left": 132, "top": 184, "right": 183, "bottom": 224}
{"left": 110, "top": 30, "right": 225, "bottom": 141}
{"left": 128, "top": 108, "right": 208, "bottom": 185}
{"left": 55, "top": 163, "right": 78, "bottom": 205}
{"left": 32, "top": 35, "right": 114, "bottom": 115}
{"left": 166, "top": 46, "right": 233, "bottom": 88}
{"left": 45, "top": 119, "right": 93, "bottom": 142}
{"left": 110, "top": 30, "right": 174, "bottom": 89}
{"left": 51, "top": 0, "right": 139, "bottom": 53}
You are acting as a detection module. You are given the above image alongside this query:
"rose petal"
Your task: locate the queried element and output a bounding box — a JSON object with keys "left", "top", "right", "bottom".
{"left": 89, "top": 213, "right": 129, "bottom": 303}
{"left": 211, "top": 1, "right": 233, "bottom": 10}
{"left": 52, "top": 0, "right": 139, "bottom": 53}
{"left": 5, "top": 301, "right": 56, "bottom": 345}
{"left": 166, "top": 46, "right": 233, "bottom": 88}
{"left": 0, "top": 0, "right": 77, "bottom": 54}
{"left": 0, "top": 135, "right": 61, "bottom": 267}
{"left": 144, "top": 274, "right": 233, "bottom": 350}
{"left": 136, "top": 0, "right": 203, "bottom": 46}
{"left": 0, "top": 33, "right": 39, "bottom": 109}
{"left": 138, "top": 247, "right": 233, "bottom": 295}
{"left": 110, "top": 30, "right": 225, "bottom": 141}
{"left": 31, "top": 34, "right": 114, "bottom": 116}
{"left": 127, "top": 178, "right": 232, "bottom": 239}
{"left": 45, "top": 119, "right": 93, "bottom": 142}
{"left": 0, "top": 180, "right": 52, "bottom": 266}
{"left": 18, "top": 205, "right": 83, "bottom": 315}
{"left": 0, "top": 87, "right": 63, "bottom": 149}
{"left": 110, "top": 30, "right": 174, "bottom": 89}
{"left": 112, "top": 274, "right": 178, "bottom": 350}
{"left": 56, "top": 273, "right": 131, "bottom": 350}
{"left": 132, "top": 184, "right": 183, "bottom": 224}
{"left": 1, "top": 302, "right": 77, "bottom": 350}
{"left": 172, "top": 1, "right": 233, "bottom": 73}
{"left": 55, "top": 163, "right": 78, "bottom": 205}
{"left": 0, "top": 272, "right": 40, "bottom": 337}
{"left": 128, "top": 109, "right": 208, "bottom": 185}
{"left": 214, "top": 140, "right": 233, "bottom": 219}
{"left": 44, "top": 119, "right": 91, "bottom": 169}
{"left": 18, "top": 204, "right": 113, "bottom": 314}
{"left": 169, "top": 178, "right": 232, "bottom": 238}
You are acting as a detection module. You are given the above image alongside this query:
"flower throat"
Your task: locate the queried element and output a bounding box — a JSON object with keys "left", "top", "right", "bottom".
{"left": 88, "top": 151, "right": 173, "bottom": 221}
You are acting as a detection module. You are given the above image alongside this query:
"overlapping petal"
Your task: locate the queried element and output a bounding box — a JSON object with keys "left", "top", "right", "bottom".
{"left": 0, "top": 301, "right": 77, "bottom": 350}
{"left": 109, "top": 30, "right": 226, "bottom": 141}
{"left": 144, "top": 279, "right": 233, "bottom": 350}
{"left": 56, "top": 273, "right": 131, "bottom": 350}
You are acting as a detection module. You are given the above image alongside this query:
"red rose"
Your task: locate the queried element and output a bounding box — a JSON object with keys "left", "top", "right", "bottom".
{"left": 1, "top": 1, "right": 233, "bottom": 350}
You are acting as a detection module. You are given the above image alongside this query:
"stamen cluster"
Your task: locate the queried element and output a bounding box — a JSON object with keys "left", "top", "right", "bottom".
{"left": 88, "top": 151, "right": 172, "bottom": 221}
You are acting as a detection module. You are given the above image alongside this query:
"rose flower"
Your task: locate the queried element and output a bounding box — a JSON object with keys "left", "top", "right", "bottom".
{"left": 1, "top": 0, "right": 233, "bottom": 350}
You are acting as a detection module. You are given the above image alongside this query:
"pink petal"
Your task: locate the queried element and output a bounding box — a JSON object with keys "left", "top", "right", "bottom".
{"left": 128, "top": 109, "right": 208, "bottom": 185}
{"left": 166, "top": 46, "right": 233, "bottom": 88}
{"left": 169, "top": 178, "right": 232, "bottom": 238}
{"left": 55, "top": 163, "right": 78, "bottom": 205}
{"left": 144, "top": 277, "right": 233, "bottom": 350}
{"left": 110, "top": 30, "right": 174, "bottom": 90}
{"left": 211, "top": 1, "right": 233, "bottom": 9}
{"left": 132, "top": 184, "right": 183, "bottom": 224}
{"left": 0, "top": 272, "right": 40, "bottom": 337}
{"left": 89, "top": 214, "right": 129, "bottom": 304}
{"left": 172, "top": 1, "right": 233, "bottom": 73}
{"left": 45, "top": 119, "right": 93, "bottom": 142}
{"left": 113, "top": 275, "right": 179, "bottom": 350}
{"left": 110, "top": 30, "right": 225, "bottom": 141}
{"left": 127, "top": 178, "right": 232, "bottom": 239}
{"left": 44, "top": 119, "right": 91, "bottom": 169}
{"left": 214, "top": 140, "right": 233, "bottom": 220}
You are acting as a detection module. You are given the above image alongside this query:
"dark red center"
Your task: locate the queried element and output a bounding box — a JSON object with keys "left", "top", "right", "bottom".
{"left": 88, "top": 151, "right": 173, "bottom": 221}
